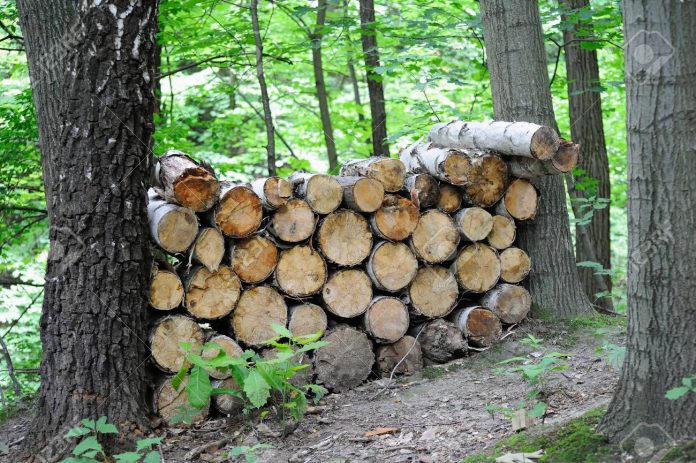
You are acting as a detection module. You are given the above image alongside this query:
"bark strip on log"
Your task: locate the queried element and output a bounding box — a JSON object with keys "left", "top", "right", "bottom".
{"left": 450, "top": 306, "right": 502, "bottom": 347}
{"left": 437, "top": 184, "right": 463, "bottom": 213}
{"left": 402, "top": 142, "right": 472, "bottom": 185}
{"left": 487, "top": 215, "right": 517, "bottom": 250}
{"left": 250, "top": 177, "right": 293, "bottom": 210}
{"left": 149, "top": 267, "right": 184, "bottom": 311}
{"left": 367, "top": 241, "right": 418, "bottom": 292}
{"left": 335, "top": 176, "right": 385, "bottom": 213}
{"left": 452, "top": 243, "right": 501, "bottom": 293}
{"left": 499, "top": 247, "right": 532, "bottom": 283}
{"left": 340, "top": 157, "right": 406, "bottom": 192}
{"left": 184, "top": 265, "right": 241, "bottom": 320}
{"left": 404, "top": 173, "right": 440, "bottom": 209}
{"left": 315, "top": 325, "right": 374, "bottom": 392}
{"left": 495, "top": 178, "right": 540, "bottom": 221}
{"left": 363, "top": 296, "right": 410, "bottom": 344}
{"left": 154, "top": 150, "right": 220, "bottom": 212}
{"left": 230, "top": 234, "right": 279, "bottom": 284}
{"left": 411, "top": 319, "right": 467, "bottom": 364}
{"left": 370, "top": 194, "right": 420, "bottom": 241}
{"left": 151, "top": 315, "right": 205, "bottom": 373}
{"left": 481, "top": 283, "right": 531, "bottom": 324}
{"left": 155, "top": 377, "right": 210, "bottom": 425}
{"left": 375, "top": 335, "right": 424, "bottom": 377}
{"left": 288, "top": 303, "right": 328, "bottom": 338}
{"left": 210, "top": 183, "right": 263, "bottom": 238}
{"left": 147, "top": 195, "right": 199, "bottom": 253}
{"left": 268, "top": 198, "right": 317, "bottom": 243}
{"left": 317, "top": 209, "right": 373, "bottom": 266}
{"left": 322, "top": 269, "right": 373, "bottom": 318}
{"left": 190, "top": 227, "right": 225, "bottom": 272}
{"left": 455, "top": 207, "right": 494, "bottom": 242}
{"left": 505, "top": 139, "right": 580, "bottom": 178}
{"left": 429, "top": 120, "right": 560, "bottom": 160}
{"left": 202, "top": 334, "right": 244, "bottom": 380}
{"left": 275, "top": 245, "right": 327, "bottom": 297}
{"left": 407, "top": 266, "right": 459, "bottom": 318}
{"left": 289, "top": 172, "right": 343, "bottom": 215}
{"left": 410, "top": 210, "right": 459, "bottom": 263}
{"left": 231, "top": 286, "right": 288, "bottom": 347}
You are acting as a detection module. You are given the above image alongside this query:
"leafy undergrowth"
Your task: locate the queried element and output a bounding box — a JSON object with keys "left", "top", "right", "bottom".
{"left": 460, "top": 407, "right": 618, "bottom": 463}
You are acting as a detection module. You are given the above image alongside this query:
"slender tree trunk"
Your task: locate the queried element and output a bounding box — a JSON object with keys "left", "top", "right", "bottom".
{"left": 479, "top": 0, "right": 590, "bottom": 318}
{"left": 250, "top": 0, "right": 276, "bottom": 176}
{"left": 358, "top": 0, "right": 389, "bottom": 157}
{"left": 560, "top": 0, "right": 613, "bottom": 313}
{"left": 599, "top": 1, "right": 696, "bottom": 444}
{"left": 311, "top": 0, "right": 338, "bottom": 172}
{"left": 17, "top": 0, "right": 157, "bottom": 457}
{"left": 348, "top": 58, "right": 366, "bottom": 124}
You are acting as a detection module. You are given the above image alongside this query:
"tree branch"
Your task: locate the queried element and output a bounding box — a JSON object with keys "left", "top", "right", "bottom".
{"left": 156, "top": 53, "right": 293, "bottom": 80}
{"left": 0, "top": 274, "right": 43, "bottom": 288}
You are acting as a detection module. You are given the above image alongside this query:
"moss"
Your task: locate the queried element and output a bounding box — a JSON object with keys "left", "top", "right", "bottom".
{"left": 660, "top": 440, "right": 696, "bottom": 462}
{"left": 566, "top": 314, "right": 627, "bottom": 332}
{"left": 422, "top": 366, "right": 446, "bottom": 379}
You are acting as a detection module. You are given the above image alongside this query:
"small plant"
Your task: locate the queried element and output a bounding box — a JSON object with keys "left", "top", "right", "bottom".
{"left": 665, "top": 373, "right": 696, "bottom": 400}
{"left": 173, "top": 324, "right": 329, "bottom": 426}
{"left": 595, "top": 341, "right": 625, "bottom": 369}
{"left": 519, "top": 334, "right": 543, "bottom": 349}
{"left": 225, "top": 443, "right": 274, "bottom": 463}
{"left": 58, "top": 417, "right": 162, "bottom": 463}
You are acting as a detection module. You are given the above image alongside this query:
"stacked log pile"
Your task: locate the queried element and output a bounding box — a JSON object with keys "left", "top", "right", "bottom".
{"left": 147, "top": 121, "right": 578, "bottom": 424}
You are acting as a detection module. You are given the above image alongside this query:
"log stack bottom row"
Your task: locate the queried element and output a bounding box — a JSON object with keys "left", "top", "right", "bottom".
{"left": 148, "top": 120, "right": 578, "bottom": 425}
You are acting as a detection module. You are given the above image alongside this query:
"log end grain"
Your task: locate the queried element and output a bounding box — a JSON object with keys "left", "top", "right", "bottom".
{"left": 460, "top": 153, "right": 509, "bottom": 207}
{"left": 410, "top": 210, "right": 460, "bottom": 263}
{"left": 185, "top": 265, "right": 241, "bottom": 320}
{"left": 173, "top": 168, "right": 220, "bottom": 212}
{"left": 232, "top": 286, "right": 288, "bottom": 347}
{"left": 150, "top": 201, "right": 199, "bottom": 253}
{"left": 501, "top": 179, "right": 539, "bottom": 221}
{"left": 372, "top": 195, "right": 420, "bottom": 241}
{"left": 367, "top": 241, "right": 419, "bottom": 292}
{"left": 151, "top": 315, "right": 204, "bottom": 373}
{"left": 230, "top": 235, "right": 279, "bottom": 284}
{"left": 315, "top": 326, "right": 374, "bottom": 392}
{"left": 405, "top": 173, "right": 440, "bottom": 209}
{"left": 363, "top": 297, "right": 410, "bottom": 344}
{"left": 455, "top": 207, "right": 494, "bottom": 242}
{"left": 487, "top": 215, "right": 517, "bottom": 250}
{"left": 150, "top": 269, "right": 184, "bottom": 311}
{"left": 216, "top": 185, "right": 263, "bottom": 238}
{"left": 318, "top": 210, "right": 373, "bottom": 266}
{"left": 451, "top": 306, "right": 502, "bottom": 347}
{"left": 552, "top": 139, "right": 580, "bottom": 173}
{"left": 530, "top": 126, "right": 561, "bottom": 161}
{"left": 413, "top": 319, "right": 467, "bottom": 364}
{"left": 269, "top": 199, "right": 316, "bottom": 243}
{"left": 375, "top": 335, "right": 424, "bottom": 377}
{"left": 156, "top": 377, "right": 210, "bottom": 425}
{"left": 262, "top": 177, "right": 294, "bottom": 209}
{"left": 288, "top": 303, "right": 328, "bottom": 338}
{"left": 499, "top": 247, "right": 532, "bottom": 283}
{"left": 452, "top": 244, "right": 501, "bottom": 293}
{"left": 192, "top": 227, "right": 225, "bottom": 272}
{"left": 408, "top": 266, "right": 459, "bottom": 318}
{"left": 275, "top": 245, "right": 327, "bottom": 297}
{"left": 482, "top": 284, "right": 531, "bottom": 325}
{"left": 304, "top": 175, "right": 343, "bottom": 214}
{"left": 212, "top": 378, "right": 244, "bottom": 415}
{"left": 437, "top": 184, "right": 462, "bottom": 213}
{"left": 322, "top": 269, "right": 373, "bottom": 318}
{"left": 368, "top": 157, "right": 407, "bottom": 192}
{"left": 202, "top": 334, "right": 244, "bottom": 380}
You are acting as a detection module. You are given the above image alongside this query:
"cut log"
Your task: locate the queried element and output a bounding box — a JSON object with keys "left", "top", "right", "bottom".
{"left": 275, "top": 245, "right": 327, "bottom": 297}
{"left": 149, "top": 267, "right": 184, "bottom": 311}
{"left": 230, "top": 234, "right": 279, "bottom": 284}
{"left": 495, "top": 178, "right": 540, "bottom": 221}
{"left": 335, "top": 176, "right": 385, "bottom": 213}
{"left": 506, "top": 139, "right": 580, "bottom": 178}
{"left": 481, "top": 284, "right": 532, "bottom": 324}
{"left": 147, "top": 196, "right": 199, "bottom": 253}
{"left": 429, "top": 120, "right": 560, "bottom": 161}
{"left": 190, "top": 227, "right": 225, "bottom": 272}
{"left": 411, "top": 319, "right": 467, "bottom": 364}
{"left": 288, "top": 303, "right": 328, "bottom": 338}
{"left": 150, "top": 315, "right": 205, "bottom": 373}
{"left": 153, "top": 150, "right": 220, "bottom": 212}
{"left": 451, "top": 244, "right": 501, "bottom": 293}
{"left": 407, "top": 266, "right": 459, "bottom": 318}
{"left": 499, "top": 247, "right": 532, "bottom": 283}
{"left": 459, "top": 151, "right": 509, "bottom": 207}
{"left": 268, "top": 198, "right": 317, "bottom": 243}
{"left": 404, "top": 173, "right": 440, "bottom": 209}
{"left": 210, "top": 183, "right": 263, "bottom": 238}
{"left": 317, "top": 210, "right": 373, "bottom": 266}
{"left": 315, "top": 325, "right": 374, "bottom": 392}
{"left": 367, "top": 241, "right": 418, "bottom": 292}
{"left": 212, "top": 378, "right": 244, "bottom": 415}
{"left": 155, "top": 377, "right": 210, "bottom": 425}
{"left": 455, "top": 207, "right": 494, "bottom": 242}
{"left": 363, "top": 296, "right": 410, "bottom": 344}
{"left": 202, "top": 334, "right": 244, "bottom": 380}
{"left": 403, "top": 143, "right": 473, "bottom": 185}
{"left": 322, "top": 269, "right": 373, "bottom": 318}
{"left": 184, "top": 265, "right": 241, "bottom": 320}
{"left": 250, "top": 177, "right": 293, "bottom": 210}
{"left": 340, "top": 157, "right": 406, "bottom": 192}
{"left": 487, "top": 215, "right": 517, "bottom": 250}
{"left": 437, "top": 184, "right": 463, "bottom": 213}
{"left": 409, "top": 210, "right": 460, "bottom": 263}
{"left": 231, "top": 286, "right": 288, "bottom": 347}
{"left": 370, "top": 194, "right": 420, "bottom": 241}
{"left": 374, "top": 335, "right": 424, "bottom": 377}
{"left": 289, "top": 172, "right": 343, "bottom": 215}
{"left": 450, "top": 306, "right": 502, "bottom": 347}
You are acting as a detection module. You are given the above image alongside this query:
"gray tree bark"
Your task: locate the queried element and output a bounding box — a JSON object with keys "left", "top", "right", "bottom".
{"left": 17, "top": 0, "right": 157, "bottom": 457}
{"left": 560, "top": 0, "right": 613, "bottom": 313}
{"left": 479, "top": 0, "right": 591, "bottom": 317}
{"left": 599, "top": 1, "right": 696, "bottom": 443}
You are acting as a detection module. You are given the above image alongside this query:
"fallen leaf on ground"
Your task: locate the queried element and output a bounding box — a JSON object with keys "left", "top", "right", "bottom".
{"left": 495, "top": 450, "right": 544, "bottom": 462}
{"left": 364, "top": 427, "right": 400, "bottom": 437}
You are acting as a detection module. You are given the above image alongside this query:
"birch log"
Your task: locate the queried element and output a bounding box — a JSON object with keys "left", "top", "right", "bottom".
{"left": 370, "top": 194, "right": 420, "bottom": 241}
{"left": 189, "top": 227, "right": 225, "bottom": 272}
{"left": 289, "top": 172, "right": 343, "bottom": 214}
{"left": 367, "top": 241, "right": 418, "bottom": 292}
{"left": 322, "top": 269, "right": 373, "bottom": 318}
{"left": 150, "top": 315, "right": 204, "bottom": 373}
{"left": 487, "top": 215, "right": 517, "bottom": 250}
{"left": 184, "top": 265, "right": 241, "bottom": 320}
{"left": 495, "top": 178, "right": 540, "bottom": 221}
{"left": 451, "top": 243, "right": 501, "bottom": 293}
{"left": 429, "top": 120, "right": 560, "bottom": 161}
{"left": 268, "top": 199, "right": 317, "bottom": 243}
{"left": 458, "top": 150, "right": 509, "bottom": 207}
{"left": 275, "top": 245, "right": 327, "bottom": 297}
{"left": 481, "top": 284, "right": 532, "bottom": 324}
{"left": 403, "top": 173, "right": 440, "bottom": 209}
{"left": 506, "top": 139, "right": 580, "bottom": 178}
{"left": 409, "top": 210, "right": 460, "bottom": 263}
{"left": 153, "top": 150, "right": 220, "bottom": 212}
{"left": 315, "top": 326, "right": 374, "bottom": 392}
{"left": 317, "top": 209, "right": 373, "bottom": 266}
{"left": 455, "top": 207, "right": 494, "bottom": 242}
{"left": 147, "top": 196, "right": 198, "bottom": 253}
{"left": 230, "top": 234, "right": 279, "bottom": 284}
{"left": 335, "top": 176, "right": 385, "bottom": 213}
{"left": 209, "top": 183, "right": 263, "bottom": 238}
{"left": 363, "top": 296, "right": 410, "bottom": 344}
{"left": 231, "top": 286, "right": 288, "bottom": 347}
{"left": 437, "top": 184, "right": 463, "bottom": 213}
{"left": 450, "top": 306, "right": 502, "bottom": 347}
{"left": 340, "top": 157, "right": 406, "bottom": 192}
{"left": 407, "top": 266, "right": 459, "bottom": 318}
{"left": 149, "top": 267, "right": 184, "bottom": 311}
{"left": 250, "top": 177, "right": 293, "bottom": 210}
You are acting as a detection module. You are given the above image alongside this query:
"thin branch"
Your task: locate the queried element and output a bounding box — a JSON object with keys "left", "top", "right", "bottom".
{"left": 238, "top": 92, "right": 298, "bottom": 159}
{"left": 0, "top": 205, "right": 48, "bottom": 214}
{"left": 548, "top": 37, "right": 563, "bottom": 87}
{"left": 0, "top": 20, "right": 22, "bottom": 42}
{"left": 156, "top": 53, "right": 292, "bottom": 80}
{"left": 0, "top": 336, "right": 21, "bottom": 396}
{"left": 0, "top": 274, "right": 43, "bottom": 288}
{"left": 0, "top": 46, "right": 24, "bottom": 52}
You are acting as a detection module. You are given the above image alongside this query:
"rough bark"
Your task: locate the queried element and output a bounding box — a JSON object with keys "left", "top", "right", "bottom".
{"left": 18, "top": 0, "right": 157, "bottom": 451}
{"left": 374, "top": 335, "right": 424, "bottom": 377}
{"left": 229, "top": 234, "right": 279, "bottom": 284}
{"left": 366, "top": 241, "right": 418, "bottom": 292}
{"left": 363, "top": 296, "right": 410, "bottom": 344}
{"left": 406, "top": 266, "right": 459, "bottom": 319}
{"left": 409, "top": 210, "right": 460, "bottom": 263}
{"left": 451, "top": 244, "right": 501, "bottom": 293}
{"left": 274, "top": 245, "right": 327, "bottom": 297}
{"left": 370, "top": 194, "right": 419, "bottom": 241}
{"left": 480, "top": 0, "right": 590, "bottom": 317}
{"left": 358, "top": 0, "right": 389, "bottom": 157}
{"left": 322, "top": 269, "right": 373, "bottom": 318}
{"left": 411, "top": 319, "right": 467, "bottom": 364}
{"left": 183, "top": 265, "right": 241, "bottom": 320}
{"left": 288, "top": 303, "right": 328, "bottom": 338}
{"left": 450, "top": 306, "right": 502, "bottom": 347}
{"left": 335, "top": 176, "right": 384, "bottom": 213}
{"left": 231, "top": 286, "right": 288, "bottom": 347}
{"left": 315, "top": 325, "right": 374, "bottom": 392}
{"left": 317, "top": 209, "right": 373, "bottom": 266}
{"left": 560, "top": 0, "right": 613, "bottom": 312}
{"left": 599, "top": 0, "right": 696, "bottom": 443}
{"left": 289, "top": 172, "right": 343, "bottom": 215}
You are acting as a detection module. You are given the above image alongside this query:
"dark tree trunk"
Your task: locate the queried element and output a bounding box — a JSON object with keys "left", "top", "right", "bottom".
{"left": 311, "top": 0, "right": 338, "bottom": 172}
{"left": 479, "top": 0, "right": 590, "bottom": 318}
{"left": 560, "top": 0, "right": 613, "bottom": 313}
{"left": 250, "top": 0, "right": 277, "bottom": 176}
{"left": 358, "top": 0, "right": 389, "bottom": 157}
{"left": 599, "top": 1, "right": 696, "bottom": 443}
{"left": 17, "top": 0, "right": 157, "bottom": 457}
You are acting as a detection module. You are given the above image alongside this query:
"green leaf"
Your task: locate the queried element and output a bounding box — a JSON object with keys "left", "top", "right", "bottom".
{"left": 171, "top": 365, "right": 187, "bottom": 391}
{"left": 80, "top": 419, "right": 96, "bottom": 430}
{"left": 136, "top": 437, "right": 163, "bottom": 451}
{"left": 65, "top": 427, "right": 91, "bottom": 438}
{"left": 270, "top": 323, "right": 293, "bottom": 339}
{"left": 143, "top": 450, "right": 161, "bottom": 463}
{"left": 296, "top": 340, "right": 331, "bottom": 353}
{"left": 95, "top": 416, "right": 118, "bottom": 434}
{"left": 527, "top": 402, "right": 547, "bottom": 418}
{"left": 186, "top": 365, "right": 212, "bottom": 409}
{"left": 114, "top": 452, "right": 141, "bottom": 463}
{"left": 243, "top": 370, "right": 271, "bottom": 408}
{"left": 665, "top": 386, "right": 690, "bottom": 400}
{"left": 72, "top": 436, "right": 102, "bottom": 456}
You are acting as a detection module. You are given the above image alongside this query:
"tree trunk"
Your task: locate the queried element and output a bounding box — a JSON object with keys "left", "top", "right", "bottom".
{"left": 479, "top": 0, "right": 591, "bottom": 317}
{"left": 250, "top": 0, "right": 276, "bottom": 176}
{"left": 560, "top": 0, "right": 613, "bottom": 312}
{"left": 311, "top": 0, "right": 338, "bottom": 171}
{"left": 358, "top": 0, "right": 389, "bottom": 156}
{"left": 17, "top": 0, "right": 158, "bottom": 453}
{"left": 599, "top": 0, "right": 696, "bottom": 443}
